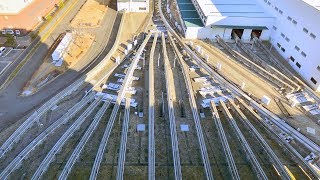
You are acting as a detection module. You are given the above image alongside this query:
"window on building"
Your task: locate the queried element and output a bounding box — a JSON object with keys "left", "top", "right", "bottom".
{"left": 275, "top": 7, "right": 278, "bottom": 11}
{"left": 267, "top": 2, "right": 271, "bottom": 5}
{"left": 301, "top": 51, "right": 307, "bottom": 57}
{"left": 296, "top": 62, "right": 301, "bottom": 68}
{"left": 264, "top": 0, "right": 267, "bottom": 2}
{"left": 311, "top": 77, "right": 317, "bottom": 85}
{"left": 272, "top": 26, "right": 277, "bottom": 30}
{"left": 281, "top": 33, "right": 285, "bottom": 38}
{"left": 294, "top": 46, "right": 300, "bottom": 51}
{"left": 277, "top": 43, "right": 281, "bottom": 48}
{"left": 290, "top": 56, "right": 295, "bottom": 62}
{"left": 310, "top": 33, "right": 316, "bottom": 39}
{"left": 279, "top": 10, "right": 283, "bottom": 14}
{"left": 285, "top": 37, "right": 290, "bottom": 42}
{"left": 317, "top": 65, "right": 320, "bottom": 71}
{"left": 292, "top": 20, "right": 297, "bottom": 25}
{"left": 303, "top": 28, "right": 309, "bottom": 33}
{"left": 281, "top": 47, "right": 286, "bottom": 52}
{"left": 287, "top": 16, "right": 292, "bottom": 21}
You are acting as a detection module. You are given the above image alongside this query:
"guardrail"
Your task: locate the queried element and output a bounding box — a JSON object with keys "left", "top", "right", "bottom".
{"left": 58, "top": 99, "right": 111, "bottom": 180}
{"left": 220, "top": 100, "right": 268, "bottom": 180}
{"left": 31, "top": 98, "right": 102, "bottom": 180}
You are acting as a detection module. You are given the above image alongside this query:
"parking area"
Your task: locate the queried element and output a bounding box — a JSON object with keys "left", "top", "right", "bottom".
{"left": 0, "top": 49, "right": 24, "bottom": 74}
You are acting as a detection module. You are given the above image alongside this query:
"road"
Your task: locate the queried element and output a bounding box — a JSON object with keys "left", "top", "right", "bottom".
{"left": 0, "top": 93, "right": 95, "bottom": 179}
{"left": 0, "top": 0, "right": 119, "bottom": 127}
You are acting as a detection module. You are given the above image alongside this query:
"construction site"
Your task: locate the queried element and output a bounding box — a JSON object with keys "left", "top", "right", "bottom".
{"left": 0, "top": 0, "right": 319, "bottom": 179}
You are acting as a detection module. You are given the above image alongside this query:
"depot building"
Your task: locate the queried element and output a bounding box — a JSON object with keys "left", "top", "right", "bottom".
{"left": 176, "top": 0, "right": 274, "bottom": 41}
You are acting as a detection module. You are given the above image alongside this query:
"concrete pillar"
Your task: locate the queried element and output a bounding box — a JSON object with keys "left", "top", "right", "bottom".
{"left": 242, "top": 29, "right": 252, "bottom": 42}
{"left": 223, "top": 28, "right": 232, "bottom": 40}
{"left": 260, "top": 30, "right": 270, "bottom": 41}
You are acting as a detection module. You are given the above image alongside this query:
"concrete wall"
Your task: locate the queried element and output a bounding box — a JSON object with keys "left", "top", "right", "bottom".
{"left": 257, "top": 0, "right": 320, "bottom": 91}
{"left": 117, "top": 0, "right": 149, "bottom": 12}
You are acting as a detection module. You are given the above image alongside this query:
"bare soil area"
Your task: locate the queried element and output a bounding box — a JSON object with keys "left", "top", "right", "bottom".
{"left": 21, "top": 32, "right": 94, "bottom": 96}
{"left": 71, "top": 0, "right": 108, "bottom": 28}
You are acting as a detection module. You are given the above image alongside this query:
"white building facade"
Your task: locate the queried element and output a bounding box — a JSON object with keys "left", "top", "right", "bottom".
{"left": 117, "top": 0, "right": 149, "bottom": 12}
{"left": 179, "top": 0, "right": 275, "bottom": 41}
{"left": 257, "top": 0, "right": 320, "bottom": 91}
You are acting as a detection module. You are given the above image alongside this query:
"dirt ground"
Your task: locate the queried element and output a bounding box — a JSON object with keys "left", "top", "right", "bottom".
{"left": 21, "top": 32, "right": 94, "bottom": 96}
{"left": 191, "top": 40, "right": 320, "bottom": 144}
{"left": 64, "top": 33, "right": 95, "bottom": 67}
{"left": 71, "top": 0, "right": 108, "bottom": 28}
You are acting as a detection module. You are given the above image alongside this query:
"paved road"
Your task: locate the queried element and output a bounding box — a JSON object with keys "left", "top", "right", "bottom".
{"left": 0, "top": 0, "right": 119, "bottom": 129}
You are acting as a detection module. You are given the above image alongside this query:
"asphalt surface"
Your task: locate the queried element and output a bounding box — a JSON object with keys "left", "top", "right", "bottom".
{"left": 0, "top": 0, "right": 120, "bottom": 130}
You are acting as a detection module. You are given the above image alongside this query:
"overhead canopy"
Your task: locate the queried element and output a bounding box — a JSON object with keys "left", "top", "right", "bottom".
{"left": 211, "top": 25, "right": 268, "bottom": 30}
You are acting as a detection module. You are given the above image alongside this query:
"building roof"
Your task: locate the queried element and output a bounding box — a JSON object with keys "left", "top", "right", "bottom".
{"left": 0, "top": 0, "right": 34, "bottom": 14}
{"left": 198, "top": 0, "right": 273, "bottom": 18}
{"left": 177, "top": 0, "right": 203, "bottom": 27}
{"left": 302, "top": 0, "right": 320, "bottom": 10}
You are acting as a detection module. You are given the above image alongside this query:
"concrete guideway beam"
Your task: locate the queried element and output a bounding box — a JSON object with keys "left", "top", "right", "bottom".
{"left": 219, "top": 100, "right": 268, "bottom": 180}
{"left": 148, "top": 32, "right": 158, "bottom": 180}
{"left": 210, "top": 101, "right": 239, "bottom": 180}
{"left": 167, "top": 32, "right": 214, "bottom": 180}
{"left": 116, "top": 98, "right": 131, "bottom": 180}
{"left": 32, "top": 98, "right": 102, "bottom": 180}
{"left": 0, "top": 93, "right": 95, "bottom": 180}
{"left": 89, "top": 32, "right": 152, "bottom": 180}
{"left": 161, "top": 32, "right": 182, "bottom": 180}
{"left": 58, "top": 99, "right": 112, "bottom": 180}
{"left": 216, "top": 35, "right": 295, "bottom": 93}
{"left": 229, "top": 98, "right": 291, "bottom": 180}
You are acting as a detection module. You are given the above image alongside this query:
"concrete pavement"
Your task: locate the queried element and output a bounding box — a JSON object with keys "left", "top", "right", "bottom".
{"left": 0, "top": 0, "right": 119, "bottom": 131}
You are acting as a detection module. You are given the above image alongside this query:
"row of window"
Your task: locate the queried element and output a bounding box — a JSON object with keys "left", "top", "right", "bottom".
{"left": 265, "top": 0, "right": 317, "bottom": 40}
{"left": 283, "top": 46, "right": 318, "bottom": 85}
{"left": 273, "top": 29, "right": 308, "bottom": 58}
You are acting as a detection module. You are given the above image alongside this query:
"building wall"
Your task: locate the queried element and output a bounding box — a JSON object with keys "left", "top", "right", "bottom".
{"left": 257, "top": 0, "right": 320, "bottom": 91}
{"left": 117, "top": 0, "right": 149, "bottom": 12}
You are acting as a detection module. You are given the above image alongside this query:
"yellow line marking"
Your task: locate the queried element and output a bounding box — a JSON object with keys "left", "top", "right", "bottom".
{"left": 298, "top": 165, "right": 312, "bottom": 180}
{"left": 284, "top": 165, "right": 296, "bottom": 180}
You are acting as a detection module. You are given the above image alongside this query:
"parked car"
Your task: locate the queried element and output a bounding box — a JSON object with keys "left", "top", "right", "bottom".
{"left": 15, "top": 30, "right": 20, "bottom": 36}
{"left": 5, "top": 29, "right": 14, "bottom": 35}
{"left": 0, "top": 47, "right": 6, "bottom": 56}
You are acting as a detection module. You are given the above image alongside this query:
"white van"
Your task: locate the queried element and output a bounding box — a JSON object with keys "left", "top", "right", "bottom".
{"left": 0, "top": 47, "right": 6, "bottom": 56}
